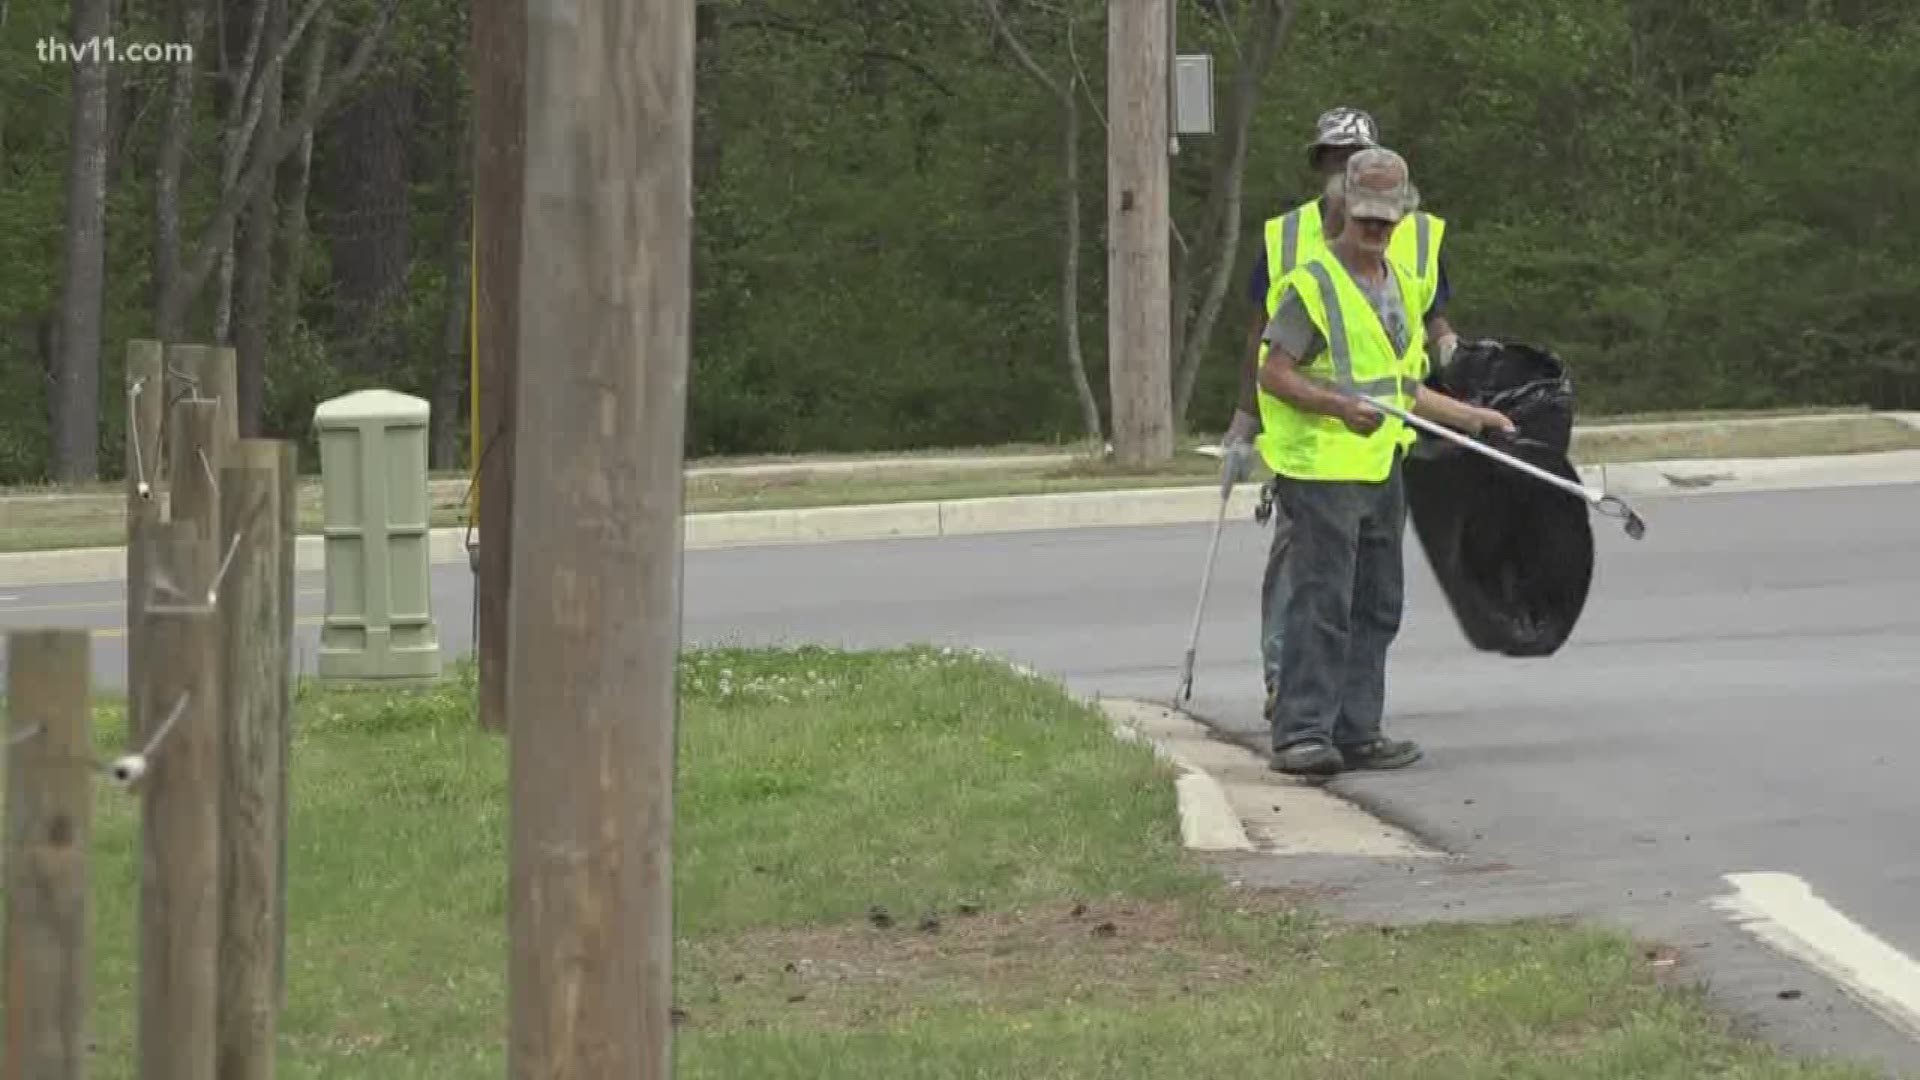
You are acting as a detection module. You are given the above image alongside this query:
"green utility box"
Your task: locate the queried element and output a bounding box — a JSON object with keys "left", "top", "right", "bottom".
{"left": 313, "top": 389, "right": 442, "bottom": 680}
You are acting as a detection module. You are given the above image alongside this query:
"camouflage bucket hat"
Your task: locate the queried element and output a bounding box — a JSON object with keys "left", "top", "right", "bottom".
{"left": 1306, "top": 107, "right": 1379, "bottom": 166}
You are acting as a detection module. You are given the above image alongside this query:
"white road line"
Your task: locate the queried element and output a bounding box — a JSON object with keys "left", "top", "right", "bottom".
{"left": 1710, "top": 871, "right": 1920, "bottom": 1041}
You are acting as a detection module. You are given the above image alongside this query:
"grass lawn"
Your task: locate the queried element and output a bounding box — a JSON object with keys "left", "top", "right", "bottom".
{"left": 3, "top": 647, "right": 1878, "bottom": 1077}
{"left": 4, "top": 413, "right": 1918, "bottom": 554}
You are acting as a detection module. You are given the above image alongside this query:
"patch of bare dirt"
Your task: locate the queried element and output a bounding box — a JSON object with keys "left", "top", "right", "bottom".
{"left": 676, "top": 895, "right": 1306, "bottom": 1031}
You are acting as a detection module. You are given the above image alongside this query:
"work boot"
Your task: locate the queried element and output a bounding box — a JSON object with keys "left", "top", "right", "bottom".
{"left": 1339, "top": 737, "right": 1423, "bottom": 771}
{"left": 1270, "top": 739, "right": 1343, "bottom": 777}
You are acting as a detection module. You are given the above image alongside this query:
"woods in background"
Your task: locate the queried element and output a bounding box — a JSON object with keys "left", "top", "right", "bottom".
{"left": 4, "top": 0, "right": 1918, "bottom": 485}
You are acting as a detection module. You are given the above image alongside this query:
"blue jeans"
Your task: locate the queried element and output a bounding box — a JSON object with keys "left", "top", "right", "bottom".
{"left": 1268, "top": 454, "right": 1408, "bottom": 752}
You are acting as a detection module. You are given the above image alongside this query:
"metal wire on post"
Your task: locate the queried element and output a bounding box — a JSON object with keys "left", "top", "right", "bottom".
{"left": 127, "top": 377, "right": 154, "bottom": 500}
{"left": 107, "top": 692, "right": 190, "bottom": 787}
{"left": 209, "top": 531, "right": 242, "bottom": 605}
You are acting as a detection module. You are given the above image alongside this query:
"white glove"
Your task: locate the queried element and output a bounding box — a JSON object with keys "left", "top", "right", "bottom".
{"left": 1435, "top": 333, "right": 1460, "bottom": 370}
{"left": 1219, "top": 409, "right": 1259, "bottom": 493}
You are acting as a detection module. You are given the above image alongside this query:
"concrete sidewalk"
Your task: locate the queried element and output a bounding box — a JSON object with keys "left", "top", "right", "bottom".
{"left": 6, "top": 445, "right": 1920, "bottom": 587}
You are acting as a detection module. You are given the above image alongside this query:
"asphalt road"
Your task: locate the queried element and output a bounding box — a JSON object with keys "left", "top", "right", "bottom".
{"left": 6, "top": 482, "right": 1920, "bottom": 1073}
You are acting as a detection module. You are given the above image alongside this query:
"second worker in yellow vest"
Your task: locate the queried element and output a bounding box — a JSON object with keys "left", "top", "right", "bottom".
{"left": 1255, "top": 148, "right": 1512, "bottom": 778}
{"left": 1219, "top": 106, "right": 1463, "bottom": 715}
{"left": 1224, "top": 106, "right": 1462, "bottom": 463}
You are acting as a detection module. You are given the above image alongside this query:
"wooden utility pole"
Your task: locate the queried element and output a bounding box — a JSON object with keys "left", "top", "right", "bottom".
{"left": 216, "top": 439, "right": 295, "bottom": 1080}
{"left": 1107, "top": 0, "right": 1176, "bottom": 467}
{"left": 471, "top": 0, "right": 528, "bottom": 734}
{"left": 137, "top": 399, "right": 224, "bottom": 1080}
{"left": 3, "top": 630, "right": 93, "bottom": 1080}
{"left": 508, "top": 0, "right": 691, "bottom": 1075}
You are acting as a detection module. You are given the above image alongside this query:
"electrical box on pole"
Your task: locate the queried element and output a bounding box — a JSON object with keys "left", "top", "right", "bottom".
{"left": 1175, "top": 54, "right": 1215, "bottom": 136}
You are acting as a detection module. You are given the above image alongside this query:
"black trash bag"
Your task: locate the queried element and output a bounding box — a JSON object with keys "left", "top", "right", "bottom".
{"left": 1405, "top": 339, "right": 1594, "bottom": 657}
{"left": 1427, "top": 339, "right": 1577, "bottom": 454}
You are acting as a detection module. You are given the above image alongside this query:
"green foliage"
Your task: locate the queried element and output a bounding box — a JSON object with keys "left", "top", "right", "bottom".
{"left": 4, "top": 0, "right": 1920, "bottom": 483}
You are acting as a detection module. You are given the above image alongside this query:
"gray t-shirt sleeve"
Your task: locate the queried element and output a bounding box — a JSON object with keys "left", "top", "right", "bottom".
{"left": 1260, "top": 286, "right": 1323, "bottom": 363}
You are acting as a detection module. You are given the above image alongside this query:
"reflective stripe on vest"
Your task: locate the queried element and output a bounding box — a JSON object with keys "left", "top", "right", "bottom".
{"left": 1253, "top": 255, "right": 1430, "bottom": 483}
{"left": 1258, "top": 204, "right": 1441, "bottom": 449}
{"left": 1298, "top": 261, "right": 1419, "bottom": 404}
{"left": 1262, "top": 203, "right": 1323, "bottom": 319}
{"left": 1387, "top": 211, "right": 1445, "bottom": 296}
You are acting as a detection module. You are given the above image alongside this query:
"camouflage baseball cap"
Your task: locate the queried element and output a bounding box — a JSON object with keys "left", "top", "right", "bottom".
{"left": 1342, "top": 147, "right": 1416, "bottom": 223}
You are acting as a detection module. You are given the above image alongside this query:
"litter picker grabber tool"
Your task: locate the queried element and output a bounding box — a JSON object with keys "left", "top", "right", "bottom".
{"left": 1175, "top": 468, "right": 1235, "bottom": 704}
{"left": 1362, "top": 394, "right": 1647, "bottom": 540}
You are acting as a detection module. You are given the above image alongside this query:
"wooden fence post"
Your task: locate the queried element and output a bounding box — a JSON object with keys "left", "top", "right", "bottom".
{"left": 167, "top": 342, "right": 239, "bottom": 446}
{"left": 137, "top": 395, "right": 225, "bottom": 1080}
{"left": 126, "top": 338, "right": 165, "bottom": 741}
{"left": 273, "top": 442, "right": 297, "bottom": 1011}
{"left": 3, "top": 630, "right": 93, "bottom": 1080}
{"left": 217, "top": 440, "right": 294, "bottom": 1080}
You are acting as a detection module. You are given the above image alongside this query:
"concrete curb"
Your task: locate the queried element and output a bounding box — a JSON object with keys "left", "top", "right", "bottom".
{"left": 1101, "top": 698, "right": 1440, "bottom": 858}
{"left": 8, "top": 449, "right": 1920, "bottom": 588}
{"left": 1102, "top": 699, "right": 1256, "bottom": 853}
{"left": 1585, "top": 449, "right": 1920, "bottom": 497}
{"left": 979, "top": 658, "right": 1254, "bottom": 853}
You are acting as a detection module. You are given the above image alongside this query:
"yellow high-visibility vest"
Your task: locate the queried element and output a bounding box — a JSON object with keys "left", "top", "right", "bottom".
{"left": 1257, "top": 200, "right": 1446, "bottom": 449}
{"left": 1253, "top": 251, "right": 1434, "bottom": 483}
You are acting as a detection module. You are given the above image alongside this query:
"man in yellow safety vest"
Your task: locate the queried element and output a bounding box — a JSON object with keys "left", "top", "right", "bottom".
{"left": 1220, "top": 106, "right": 1463, "bottom": 716}
{"left": 1254, "top": 148, "right": 1511, "bottom": 776}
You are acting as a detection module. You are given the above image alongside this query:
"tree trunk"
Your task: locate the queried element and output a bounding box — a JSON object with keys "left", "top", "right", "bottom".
{"left": 51, "top": 0, "right": 113, "bottom": 481}
{"left": 1058, "top": 83, "right": 1100, "bottom": 443}
{"left": 102, "top": 0, "right": 124, "bottom": 182}
{"left": 275, "top": 5, "right": 330, "bottom": 336}
{"left": 1171, "top": 0, "right": 1292, "bottom": 431}
{"left": 980, "top": 0, "right": 1103, "bottom": 444}
{"left": 319, "top": 72, "right": 412, "bottom": 374}
{"left": 235, "top": 0, "right": 286, "bottom": 436}
{"left": 216, "top": 0, "right": 272, "bottom": 347}
{"left": 0, "top": 0, "right": 8, "bottom": 179}
{"left": 432, "top": 110, "right": 472, "bottom": 470}
{"left": 693, "top": 0, "right": 722, "bottom": 186}
{"left": 166, "top": 0, "right": 401, "bottom": 346}
{"left": 155, "top": 0, "right": 208, "bottom": 342}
